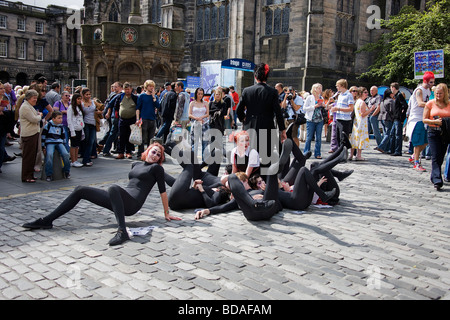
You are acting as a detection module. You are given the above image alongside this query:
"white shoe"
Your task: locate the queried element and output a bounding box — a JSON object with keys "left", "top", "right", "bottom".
{"left": 71, "top": 161, "right": 83, "bottom": 168}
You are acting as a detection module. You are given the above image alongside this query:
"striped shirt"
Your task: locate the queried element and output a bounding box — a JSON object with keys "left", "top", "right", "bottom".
{"left": 335, "top": 90, "right": 355, "bottom": 121}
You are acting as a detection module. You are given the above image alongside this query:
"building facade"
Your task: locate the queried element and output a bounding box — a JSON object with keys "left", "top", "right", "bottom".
{"left": 0, "top": 1, "right": 81, "bottom": 87}
{"left": 82, "top": 0, "right": 429, "bottom": 94}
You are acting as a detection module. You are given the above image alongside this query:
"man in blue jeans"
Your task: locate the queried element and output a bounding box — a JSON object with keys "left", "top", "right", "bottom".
{"left": 101, "top": 82, "right": 122, "bottom": 157}
{"left": 444, "top": 145, "right": 450, "bottom": 182}
{"left": 389, "top": 83, "right": 408, "bottom": 156}
{"left": 367, "top": 86, "right": 382, "bottom": 146}
{"left": 155, "top": 82, "right": 177, "bottom": 143}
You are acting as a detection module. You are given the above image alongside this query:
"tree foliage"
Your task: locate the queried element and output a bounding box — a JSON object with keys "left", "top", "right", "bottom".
{"left": 359, "top": 0, "right": 450, "bottom": 88}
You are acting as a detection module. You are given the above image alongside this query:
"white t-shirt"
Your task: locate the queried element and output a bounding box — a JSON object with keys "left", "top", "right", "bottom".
{"left": 231, "top": 147, "right": 260, "bottom": 168}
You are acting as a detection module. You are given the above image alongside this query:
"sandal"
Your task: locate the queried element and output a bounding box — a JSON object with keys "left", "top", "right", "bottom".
{"left": 24, "top": 179, "right": 36, "bottom": 183}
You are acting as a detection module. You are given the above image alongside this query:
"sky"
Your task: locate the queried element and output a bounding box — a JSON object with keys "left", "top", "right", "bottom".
{"left": 19, "top": 0, "right": 84, "bottom": 9}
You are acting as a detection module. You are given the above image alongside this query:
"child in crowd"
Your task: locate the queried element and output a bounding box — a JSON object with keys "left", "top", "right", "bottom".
{"left": 41, "top": 111, "right": 71, "bottom": 181}
{"left": 67, "top": 93, "right": 84, "bottom": 168}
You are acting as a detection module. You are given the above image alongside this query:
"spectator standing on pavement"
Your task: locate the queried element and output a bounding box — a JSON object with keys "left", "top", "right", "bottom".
{"left": 155, "top": 82, "right": 177, "bottom": 143}
{"left": 376, "top": 89, "right": 395, "bottom": 154}
{"left": 367, "top": 86, "right": 382, "bottom": 146}
{"left": 349, "top": 87, "right": 371, "bottom": 161}
{"left": 136, "top": 80, "right": 159, "bottom": 159}
{"left": 80, "top": 88, "right": 98, "bottom": 166}
{"left": 0, "top": 82, "right": 11, "bottom": 174}
{"left": 22, "top": 142, "right": 182, "bottom": 246}
{"left": 114, "top": 82, "right": 138, "bottom": 160}
{"left": 53, "top": 91, "right": 71, "bottom": 152}
{"left": 19, "top": 89, "right": 42, "bottom": 183}
{"left": 303, "top": 83, "right": 325, "bottom": 159}
{"left": 45, "top": 82, "right": 61, "bottom": 107}
{"left": 173, "top": 81, "right": 191, "bottom": 131}
{"left": 229, "top": 86, "right": 239, "bottom": 129}
{"left": 67, "top": 93, "right": 84, "bottom": 168}
{"left": 331, "top": 79, "right": 354, "bottom": 156}
{"left": 423, "top": 83, "right": 450, "bottom": 190}
{"left": 388, "top": 82, "right": 409, "bottom": 158}
{"left": 189, "top": 87, "right": 209, "bottom": 161}
{"left": 406, "top": 73, "right": 434, "bottom": 171}
{"left": 101, "top": 82, "right": 123, "bottom": 157}
{"left": 281, "top": 87, "right": 304, "bottom": 147}
{"left": 31, "top": 84, "right": 53, "bottom": 173}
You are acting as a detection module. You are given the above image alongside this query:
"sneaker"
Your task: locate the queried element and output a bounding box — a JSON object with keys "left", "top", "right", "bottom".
{"left": 84, "top": 162, "right": 93, "bottom": 167}
{"left": 408, "top": 156, "right": 414, "bottom": 164}
{"left": 71, "top": 161, "right": 83, "bottom": 168}
{"left": 413, "top": 163, "right": 426, "bottom": 172}
{"left": 46, "top": 176, "right": 53, "bottom": 182}
{"left": 64, "top": 172, "right": 71, "bottom": 179}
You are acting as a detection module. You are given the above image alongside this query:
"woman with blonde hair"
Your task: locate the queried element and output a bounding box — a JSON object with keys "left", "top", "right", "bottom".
{"left": 303, "top": 83, "right": 325, "bottom": 159}
{"left": 423, "top": 83, "right": 450, "bottom": 190}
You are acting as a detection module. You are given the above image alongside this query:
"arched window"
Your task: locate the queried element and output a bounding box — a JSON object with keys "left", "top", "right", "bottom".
{"left": 196, "top": 0, "right": 229, "bottom": 41}
{"left": 264, "top": 0, "right": 290, "bottom": 36}
{"left": 336, "top": 0, "right": 355, "bottom": 44}
{"left": 108, "top": 2, "right": 119, "bottom": 22}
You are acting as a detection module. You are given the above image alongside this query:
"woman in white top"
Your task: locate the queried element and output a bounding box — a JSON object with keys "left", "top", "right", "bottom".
{"left": 189, "top": 87, "right": 209, "bottom": 161}
{"left": 303, "top": 83, "right": 325, "bottom": 159}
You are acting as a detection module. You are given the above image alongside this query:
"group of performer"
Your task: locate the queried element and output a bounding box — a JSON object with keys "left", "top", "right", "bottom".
{"left": 22, "top": 63, "right": 353, "bottom": 246}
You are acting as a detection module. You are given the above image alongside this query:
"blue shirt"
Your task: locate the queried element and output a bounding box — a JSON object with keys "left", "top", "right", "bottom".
{"left": 136, "top": 93, "right": 160, "bottom": 120}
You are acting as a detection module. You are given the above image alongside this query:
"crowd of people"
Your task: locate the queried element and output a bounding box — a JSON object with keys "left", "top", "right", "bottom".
{"left": 1, "top": 63, "right": 448, "bottom": 246}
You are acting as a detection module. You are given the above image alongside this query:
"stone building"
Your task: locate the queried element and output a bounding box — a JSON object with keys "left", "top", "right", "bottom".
{"left": 0, "top": 0, "right": 81, "bottom": 87}
{"left": 82, "top": 0, "right": 429, "bottom": 93}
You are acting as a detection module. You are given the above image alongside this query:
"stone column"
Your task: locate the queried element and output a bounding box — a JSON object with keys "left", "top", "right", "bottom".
{"left": 129, "top": 0, "right": 144, "bottom": 24}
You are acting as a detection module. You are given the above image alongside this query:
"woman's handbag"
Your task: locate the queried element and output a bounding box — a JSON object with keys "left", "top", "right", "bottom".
{"left": 129, "top": 124, "right": 142, "bottom": 145}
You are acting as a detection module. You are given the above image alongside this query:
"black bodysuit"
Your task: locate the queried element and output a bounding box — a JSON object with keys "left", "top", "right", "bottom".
{"left": 40, "top": 162, "right": 166, "bottom": 231}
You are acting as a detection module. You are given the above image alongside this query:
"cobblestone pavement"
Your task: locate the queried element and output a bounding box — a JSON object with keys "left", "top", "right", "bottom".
{"left": 0, "top": 138, "right": 449, "bottom": 300}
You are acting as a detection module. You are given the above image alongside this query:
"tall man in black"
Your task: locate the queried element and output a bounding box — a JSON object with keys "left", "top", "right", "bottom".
{"left": 236, "top": 63, "right": 287, "bottom": 176}
{"left": 156, "top": 82, "right": 177, "bottom": 143}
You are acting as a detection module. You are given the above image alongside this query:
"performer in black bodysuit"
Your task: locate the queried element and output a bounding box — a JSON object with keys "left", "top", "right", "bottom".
{"left": 22, "top": 143, "right": 181, "bottom": 246}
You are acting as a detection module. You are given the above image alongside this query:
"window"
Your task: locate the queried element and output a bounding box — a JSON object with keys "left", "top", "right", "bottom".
{"left": 0, "top": 15, "right": 6, "bottom": 29}
{"left": 196, "top": 0, "right": 229, "bottom": 41}
{"left": 264, "top": 1, "right": 290, "bottom": 36}
{"left": 36, "top": 21, "right": 44, "bottom": 34}
{"left": 36, "top": 45, "right": 44, "bottom": 61}
{"left": 336, "top": 0, "right": 355, "bottom": 44}
{"left": 108, "top": 2, "right": 119, "bottom": 22}
{"left": 17, "top": 18, "right": 26, "bottom": 31}
{"left": 0, "top": 40, "right": 7, "bottom": 58}
{"left": 151, "top": 0, "right": 162, "bottom": 23}
{"left": 17, "top": 41, "right": 26, "bottom": 59}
